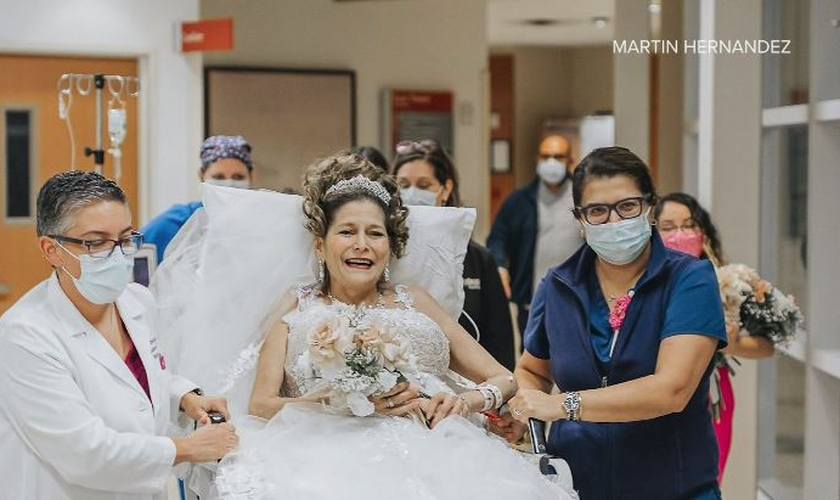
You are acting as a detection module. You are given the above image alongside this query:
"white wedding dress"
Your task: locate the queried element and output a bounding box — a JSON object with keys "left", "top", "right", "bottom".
{"left": 206, "top": 284, "right": 577, "bottom": 500}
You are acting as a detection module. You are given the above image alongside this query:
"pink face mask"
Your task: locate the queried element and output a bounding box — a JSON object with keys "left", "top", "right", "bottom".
{"left": 662, "top": 231, "right": 704, "bottom": 258}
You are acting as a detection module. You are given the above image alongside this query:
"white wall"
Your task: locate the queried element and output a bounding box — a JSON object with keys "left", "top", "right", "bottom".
{"left": 0, "top": 0, "right": 203, "bottom": 223}
{"left": 201, "top": 0, "right": 490, "bottom": 236}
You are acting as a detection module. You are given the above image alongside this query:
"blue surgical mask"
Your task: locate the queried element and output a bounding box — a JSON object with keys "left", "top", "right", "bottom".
{"left": 400, "top": 186, "right": 440, "bottom": 207}
{"left": 583, "top": 209, "right": 652, "bottom": 265}
{"left": 204, "top": 178, "right": 251, "bottom": 189}
{"left": 59, "top": 244, "right": 135, "bottom": 304}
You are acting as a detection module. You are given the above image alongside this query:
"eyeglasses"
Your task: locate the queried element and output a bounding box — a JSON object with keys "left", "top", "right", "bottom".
{"left": 395, "top": 140, "right": 438, "bottom": 156}
{"left": 658, "top": 221, "right": 699, "bottom": 234}
{"left": 575, "top": 196, "right": 651, "bottom": 225}
{"left": 49, "top": 231, "right": 145, "bottom": 259}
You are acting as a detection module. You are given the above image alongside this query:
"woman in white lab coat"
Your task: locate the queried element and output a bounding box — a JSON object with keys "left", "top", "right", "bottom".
{"left": 0, "top": 171, "right": 238, "bottom": 500}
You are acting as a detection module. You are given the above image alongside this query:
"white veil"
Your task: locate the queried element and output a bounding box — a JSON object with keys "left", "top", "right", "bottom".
{"left": 152, "top": 184, "right": 476, "bottom": 416}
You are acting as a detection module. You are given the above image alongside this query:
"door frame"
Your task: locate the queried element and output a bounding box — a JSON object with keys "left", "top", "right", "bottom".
{"left": 0, "top": 41, "right": 153, "bottom": 221}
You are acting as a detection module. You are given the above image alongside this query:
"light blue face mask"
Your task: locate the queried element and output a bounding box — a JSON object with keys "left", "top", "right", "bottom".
{"left": 58, "top": 243, "right": 135, "bottom": 304}
{"left": 583, "top": 209, "right": 652, "bottom": 265}
{"left": 400, "top": 186, "right": 440, "bottom": 207}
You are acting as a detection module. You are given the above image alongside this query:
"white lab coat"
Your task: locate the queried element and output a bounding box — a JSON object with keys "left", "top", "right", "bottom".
{"left": 0, "top": 273, "right": 196, "bottom": 500}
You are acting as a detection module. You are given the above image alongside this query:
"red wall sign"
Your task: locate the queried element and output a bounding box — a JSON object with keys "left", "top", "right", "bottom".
{"left": 383, "top": 90, "right": 454, "bottom": 154}
{"left": 181, "top": 18, "right": 234, "bottom": 52}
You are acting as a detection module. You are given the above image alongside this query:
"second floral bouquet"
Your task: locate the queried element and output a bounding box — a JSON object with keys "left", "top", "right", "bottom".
{"left": 715, "top": 263, "right": 804, "bottom": 347}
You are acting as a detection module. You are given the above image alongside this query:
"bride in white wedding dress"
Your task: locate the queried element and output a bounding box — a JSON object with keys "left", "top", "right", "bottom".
{"left": 160, "top": 154, "right": 577, "bottom": 500}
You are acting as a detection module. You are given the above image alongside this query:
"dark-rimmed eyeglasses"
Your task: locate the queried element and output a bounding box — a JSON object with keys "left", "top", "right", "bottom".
{"left": 575, "top": 196, "right": 651, "bottom": 225}
{"left": 395, "top": 140, "right": 438, "bottom": 156}
{"left": 49, "top": 231, "right": 145, "bottom": 259}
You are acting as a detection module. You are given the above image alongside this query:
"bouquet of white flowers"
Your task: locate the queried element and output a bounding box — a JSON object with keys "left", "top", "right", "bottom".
{"left": 715, "top": 263, "right": 804, "bottom": 347}
{"left": 296, "top": 313, "right": 419, "bottom": 417}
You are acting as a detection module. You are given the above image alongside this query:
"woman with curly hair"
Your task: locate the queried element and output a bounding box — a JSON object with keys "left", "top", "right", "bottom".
{"left": 208, "top": 153, "right": 577, "bottom": 499}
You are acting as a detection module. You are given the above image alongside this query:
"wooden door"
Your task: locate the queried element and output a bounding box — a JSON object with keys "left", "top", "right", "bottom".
{"left": 0, "top": 55, "right": 138, "bottom": 314}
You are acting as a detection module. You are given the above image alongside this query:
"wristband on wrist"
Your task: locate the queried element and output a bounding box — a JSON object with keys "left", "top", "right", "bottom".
{"left": 476, "top": 387, "right": 495, "bottom": 412}
{"left": 478, "top": 383, "right": 504, "bottom": 410}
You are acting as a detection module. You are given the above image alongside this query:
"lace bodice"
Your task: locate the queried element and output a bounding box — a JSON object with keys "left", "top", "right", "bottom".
{"left": 280, "top": 284, "right": 451, "bottom": 397}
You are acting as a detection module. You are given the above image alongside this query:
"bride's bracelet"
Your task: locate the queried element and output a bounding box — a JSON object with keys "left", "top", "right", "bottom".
{"left": 478, "top": 383, "right": 504, "bottom": 411}
{"left": 475, "top": 387, "right": 494, "bottom": 412}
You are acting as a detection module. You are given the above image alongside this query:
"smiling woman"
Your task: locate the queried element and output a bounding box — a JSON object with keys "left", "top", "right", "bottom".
{"left": 498, "top": 147, "right": 728, "bottom": 500}
{"left": 197, "top": 153, "right": 577, "bottom": 500}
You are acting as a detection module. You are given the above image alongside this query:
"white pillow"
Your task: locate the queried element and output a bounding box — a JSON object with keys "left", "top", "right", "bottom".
{"left": 155, "top": 184, "right": 475, "bottom": 398}
{"left": 200, "top": 184, "right": 474, "bottom": 319}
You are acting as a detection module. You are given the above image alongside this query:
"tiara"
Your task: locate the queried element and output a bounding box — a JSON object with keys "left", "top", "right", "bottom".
{"left": 325, "top": 175, "right": 391, "bottom": 205}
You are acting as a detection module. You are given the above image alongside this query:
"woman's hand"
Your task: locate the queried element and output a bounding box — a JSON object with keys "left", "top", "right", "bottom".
{"left": 720, "top": 321, "right": 775, "bottom": 358}
{"left": 420, "top": 392, "right": 469, "bottom": 428}
{"left": 173, "top": 422, "right": 238, "bottom": 465}
{"left": 507, "top": 389, "right": 564, "bottom": 423}
{"left": 488, "top": 411, "right": 528, "bottom": 444}
{"left": 721, "top": 322, "right": 741, "bottom": 351}
{"left": 370, "top": 381, "right": 422, "bottom": 417}
{"left": 180, "top": 392, "right": 231, "bottom": 425}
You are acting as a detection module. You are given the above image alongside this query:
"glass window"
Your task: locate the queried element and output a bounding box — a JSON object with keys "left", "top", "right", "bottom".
{"left": 773, "top": 356, "right": 805, "bottom": 494}
{"left": 4, "top": 109, "right": 32, "bottom": 219}
{"left": 757, "top": 124, "right": 809, "bottom": 499}
{"left": 760, "top": 125, "right": 809, "bottom": 314}
{"left": 762, "top": 0, "right": 810, "bottom": 107}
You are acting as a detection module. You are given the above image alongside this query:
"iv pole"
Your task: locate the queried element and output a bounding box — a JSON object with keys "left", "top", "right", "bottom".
{"left": 57, "top": 73, "right": 139, "bottom": 179}
{"left": 84, "top": 74, "right": 106, "bottom": 169}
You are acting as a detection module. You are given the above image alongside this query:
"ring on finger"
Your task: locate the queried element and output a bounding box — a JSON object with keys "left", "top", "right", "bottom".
{"left": 512, "top": 408, "right": 523, "bottom": 416}
{"left": 386, "top": 397, "right": 395, "bottom": 409}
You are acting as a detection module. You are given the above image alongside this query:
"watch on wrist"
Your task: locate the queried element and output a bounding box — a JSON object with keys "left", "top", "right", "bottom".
{"left": 562, "top": 391, "right": 581, "bottom": 421}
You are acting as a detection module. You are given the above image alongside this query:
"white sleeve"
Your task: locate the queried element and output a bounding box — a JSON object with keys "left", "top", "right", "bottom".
{"left": 0, "top": 325, "right": 175, "bottom": 494}
{"left": 168, "top": 374, "right": 199, "bottom": 422}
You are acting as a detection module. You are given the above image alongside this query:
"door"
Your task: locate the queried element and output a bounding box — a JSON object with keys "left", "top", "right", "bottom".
{"left": 0, "top": 54, "right": 138, "bottom": 314}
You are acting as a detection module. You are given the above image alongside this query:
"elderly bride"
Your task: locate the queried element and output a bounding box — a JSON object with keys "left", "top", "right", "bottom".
{"left": 168, "top": 154, "right": 578, "bottom": 499}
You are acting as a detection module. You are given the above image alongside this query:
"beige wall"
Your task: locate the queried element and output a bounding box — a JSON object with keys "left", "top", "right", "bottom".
{"left": 505, "top": 47, "right": 569, "bottom": 185}
{"left": 493, "top": 45, "right": 614, "bottom": 187}
{"left": 568, "top": 47, "right": 615, "bottom": 118}
{"left": 200, "top": 0, "right": 491, "bottom": 236}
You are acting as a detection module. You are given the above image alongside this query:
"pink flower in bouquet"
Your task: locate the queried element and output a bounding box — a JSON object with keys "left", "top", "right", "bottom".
{"left": 715, "top": 264, "right": 760, "bottom": 325}
{"left": 308, "top": 315, "right": 353, "bottom": 372}
{"left": 355, "top": 326, "right": 384, "bottom": 349}
{"left": 378, "top": 326, "right": 415, "bottom": 373}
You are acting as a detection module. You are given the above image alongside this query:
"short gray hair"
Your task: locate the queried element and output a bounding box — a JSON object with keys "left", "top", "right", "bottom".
{"left": 36, "top": 171, "right": 127, "bottom": 237}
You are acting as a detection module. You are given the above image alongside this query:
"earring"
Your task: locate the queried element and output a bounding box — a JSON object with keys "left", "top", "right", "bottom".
{"left": 383, "top": 265, "right": 391, "bottom": 283}
{"left": 318, "top": 260, "right": 325, "bottom": 283}
{"left": 579, "top": 228, "right": 585, "bottom": 238}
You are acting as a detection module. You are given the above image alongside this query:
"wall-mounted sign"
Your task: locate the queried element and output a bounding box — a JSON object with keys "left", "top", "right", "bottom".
{"left": 181, "top": 18, "right": 234, "bottom": 52}
{"left": 381, "top": 89, "right": 453, "bottom": 155}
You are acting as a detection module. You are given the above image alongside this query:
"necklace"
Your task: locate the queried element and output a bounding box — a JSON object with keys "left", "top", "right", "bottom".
{"left": 326, "top": 290, "right": 385, "bottom": 329}
{"left": 326, "top": 291, "right": 386, "bottom": 309}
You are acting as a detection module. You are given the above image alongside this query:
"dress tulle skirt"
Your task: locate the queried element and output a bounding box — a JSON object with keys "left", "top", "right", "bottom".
{"left": 209, "top": 403, "right": 577, "bottom": 500}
